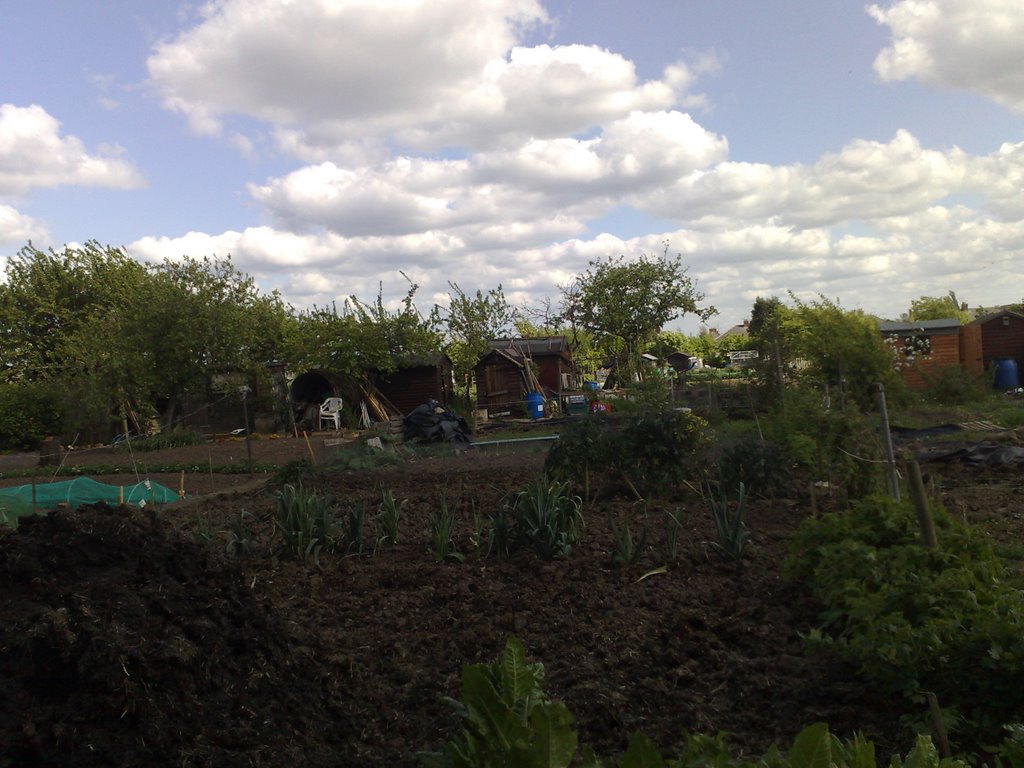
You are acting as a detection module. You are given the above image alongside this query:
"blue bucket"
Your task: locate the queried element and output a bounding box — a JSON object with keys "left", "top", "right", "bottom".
{"left": 524, "top": 391, "right": 545, "bottom": 419}
{"left": 993, "top": 358, "right": 1021, "bottom": 390}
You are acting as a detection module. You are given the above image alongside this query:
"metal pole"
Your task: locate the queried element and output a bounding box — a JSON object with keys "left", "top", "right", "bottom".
{"left": 240, "top": 386, "right": 253, "bottom": 477}
{"left": 875, "top": 382, "right": 900, "bottom": 501}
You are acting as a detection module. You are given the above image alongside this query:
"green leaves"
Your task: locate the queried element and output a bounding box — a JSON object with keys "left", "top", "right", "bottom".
{"left": 562, "top": 250, "right": 712, "bottom": 384}
{"left": 421, "top": 637, "right": 578, "bottom": 768}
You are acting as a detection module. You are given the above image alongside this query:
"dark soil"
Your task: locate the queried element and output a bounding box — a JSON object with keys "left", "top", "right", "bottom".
{"left": 2, "top": 429, "right": 1022, "bottom": 767}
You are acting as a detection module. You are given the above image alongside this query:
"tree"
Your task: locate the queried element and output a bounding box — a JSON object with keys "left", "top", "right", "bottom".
{"left": 904, "top": 291, "right": 969, "bottom": 324}
{"left": 784, "top": 294, "right": 898, "bottom": 409}
{"left": 561, "top": 250, "right": 714, "bottom": 384}
{"left": 433, "top": 283, "right": 518, "bottom": 397}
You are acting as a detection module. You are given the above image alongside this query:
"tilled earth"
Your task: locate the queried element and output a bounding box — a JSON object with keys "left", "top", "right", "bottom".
{"left": 2, "top": 433, "right": 1021, "bottom": 767}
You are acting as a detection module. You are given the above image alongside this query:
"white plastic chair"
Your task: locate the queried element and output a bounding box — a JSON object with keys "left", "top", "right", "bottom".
{"left": 319, "top": 397, "right": 344, "bottom": 430}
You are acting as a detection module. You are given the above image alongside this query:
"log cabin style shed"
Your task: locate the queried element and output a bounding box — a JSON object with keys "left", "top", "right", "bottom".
{"left": 878, "top": 318, "right": 962, "bottom": 390}
{"left": 475, "top": 337, "right": 575, "bottom": 414}
{"left": 374, "top": 353, "right": 454, "bottom": 416}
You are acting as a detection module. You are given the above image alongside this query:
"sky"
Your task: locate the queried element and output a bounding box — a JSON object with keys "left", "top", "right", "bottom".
{"left": 2, "top": 0, "right": 1023, "bottom": 335}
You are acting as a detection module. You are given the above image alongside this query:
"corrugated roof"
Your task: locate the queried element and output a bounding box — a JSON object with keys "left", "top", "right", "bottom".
{"left": 486, "top": 336, "right": 569, "bottom": 354}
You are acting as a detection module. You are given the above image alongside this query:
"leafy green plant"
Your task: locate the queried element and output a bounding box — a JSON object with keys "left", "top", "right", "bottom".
{"left": 116, "top": 428, "right": 204, "bottom": 452}
{"left": 274, "top": 483, "right": 338, "bottom": 565}
{"left": 226, "top": 509, "right": 256, "bottom": 557}
{"left": 545, "top": 408, "right": 709, "bottom": 500}
{"left": 468, "top": 500, "right": 485, "bottom": 552}
{"left": 0, "top": 381, "right": 65, "bottom": 451}
{"left": 376, "top": 486, "right": 403, "bottom": 548}
{"left": 487, "top": 505, "right": 514, "bottom": 558}
{"left": 507, "top": 477, "right": 584, "bottom": 559}
{"left": 786, "top": 495, "right": 1024, "bottom": 748}
{"left": 662, "top": 507, "right": 685, "bottom": 562}
{"left": 706, "top": 482, "right": 749, "bottom": 559}
{"left": 190, "top": 509, "right": 215, "bottom": 545}
{"left": 273, "top": 457, "right": 314, "bottom": 486}
{"left": 428, "top": 493, "right": 463, "bottom": 563}
{"left": 419, "top": 636, "right": 578, "bottom": 768}
{"left": 345, "top": 502, "right": 369, "bottom": 555}
{"left": 609, "top": 504, "right": 648, "bottom": 567}
{"left": 715, "top": 438, "right": 791, "bottom": 500}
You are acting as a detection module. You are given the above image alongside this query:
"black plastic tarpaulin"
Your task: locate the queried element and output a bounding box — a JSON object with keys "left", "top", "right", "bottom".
{"left": 402, "top": 401, "right": 472, "bottom": 447}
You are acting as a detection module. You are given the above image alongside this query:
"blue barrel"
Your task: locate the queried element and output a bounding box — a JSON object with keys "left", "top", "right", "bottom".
{"left": 993, "top": 358, "right": 1020, "bottom": 390}
{"left": 524, "top": 391, "right": 545, "bottom": 419}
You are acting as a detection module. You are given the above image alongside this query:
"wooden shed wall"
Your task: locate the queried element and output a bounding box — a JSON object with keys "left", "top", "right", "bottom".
{"left": 892, "top": 333, "right": 960, "bottom": 390}
{"left": 475, "top": 359, "right": 527, "bottom": 412}
{"left": 376, "top": 363, "right": 452, "bottom": 416}
{"left": 978, "top": 314, "right": 1024, "bottom": 372}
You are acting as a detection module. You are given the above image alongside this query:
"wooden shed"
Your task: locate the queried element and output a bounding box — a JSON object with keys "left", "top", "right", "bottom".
{"left": 475, "top": 337, "right": 575, "bottom": 414}
{"left": 374, "top": 354, "right": 454, "bottom": 416}
{"left": 879, "top": 318, "right": 962, "bottom": 390}
{"left": 959, "top": 310, "right": 1024, "bottom": 380}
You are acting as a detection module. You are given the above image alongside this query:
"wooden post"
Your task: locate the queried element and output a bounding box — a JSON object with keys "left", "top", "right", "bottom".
{"left": 907, "top": 460, "right": 938, "bottom": 549}
{"left": 240, "top": 386, "right": 253, "bottom": 477}
{"left": 875, "top": 382, "right": 900, "bottom": 501}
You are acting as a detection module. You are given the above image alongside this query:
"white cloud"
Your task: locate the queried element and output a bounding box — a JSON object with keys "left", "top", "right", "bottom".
{"left": 0, "top": 204, "right": 51, "bottom": 250}
{"left": 146, "top": 0, "right": 703, "bottom": 155}
{"left": 0, "top": 104, "right": 145, "bottom": 198}
{"left": 645, "top": 130, "right": 968, "bottom": 228}
{"left": 869, "top": 0, "right": 1024, "bottom": 112}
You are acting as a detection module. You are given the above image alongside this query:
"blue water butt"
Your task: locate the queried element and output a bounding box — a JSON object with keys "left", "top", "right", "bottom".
{"left": 524, "top": 391, "right": 545, "bottom": 419}
{"left": 993, "top": 357, "right": 1021, "bottom": 390}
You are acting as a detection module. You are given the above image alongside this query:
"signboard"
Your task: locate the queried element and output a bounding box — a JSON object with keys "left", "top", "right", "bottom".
{"left": 728, "top": 350, "right": 759, "bottom": 361}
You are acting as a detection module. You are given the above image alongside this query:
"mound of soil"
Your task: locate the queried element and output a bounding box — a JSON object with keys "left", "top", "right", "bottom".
{"left": 0, "top": 504, "right": 345, "bottom": 767}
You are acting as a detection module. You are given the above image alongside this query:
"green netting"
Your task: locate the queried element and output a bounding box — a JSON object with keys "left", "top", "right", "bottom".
{"left": 0, "top": 477, "right": 181, "bottom": 512}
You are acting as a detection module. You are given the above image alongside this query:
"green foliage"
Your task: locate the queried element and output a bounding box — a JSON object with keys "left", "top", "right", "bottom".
{"left": 345, "top": 502, "right": 369, "bottom": 555}
{"left": 545, "top": 409, "right": 709, "bottom": 500}
{"left": 917, "top": 366, "right": 989, "bottom": 405}
{"left": 609, "top": 504, "right": 648, "bottom": 567}
{"left": 762, "top": 388, "right": 884, "bottom": 500}
{"left": 273, "top": 457, "right": 314, "bottom": 486}
{"left": 274, "top": 483, "right": 338, "bottom": 565}
{"left": 904, "top": 292, "right": 970, "bottom": 324}
{"left": 433, "top": 282, "right": 517, "bottom": 397}
{"left": 562, "top": 249, "right": 714, "bottom": 384}
{"left": 226, "top": 510, "right": 256, "bottom": 558}
{"left": 783, "top": 295, "right": 900, "bottom": 410}
{"left": 786, "top": 495, "right": 1024, "bottom": 744}
{"left": 0, "top": 381, "right": 65, "bottom": 450}
{"left": 662, "top": 507, "right": 685, "bottom": 562}
{"left": 706, "top": 482, "right": 749, "bottom": 560}
{"left": 419, "top": 636, "right": 578, "bottom": 768}
{"left": 715, "top": 439, "right": 792, "bottom": 500}
{"left": 376, "top": 486, "right": 404, "bottom": 547}
{"left": 428, "top": 492, "right": 464, "bottom": 563}
{"left": 505, "top": 477, "right": 584, "bottom": 559}
{"left": 422, "top": 638, "right": 973, "bottom": 768}
{"left": 115, "top": 429, "right": 204, "bottom": 452}
{"left": 487, "top": 505, "right": 515, "bottom": 558}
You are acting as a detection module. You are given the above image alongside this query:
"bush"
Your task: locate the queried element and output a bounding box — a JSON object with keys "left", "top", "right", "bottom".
{"left": 545, "top": 408, "right": 709, "bottom": 499}
{"left": 0, "top": 382, "right": 65, "bottom": 451}
{"left": 919, "top": 365, "right": 989, "bottom": 405}
{"left": 715, "top": 438, "right": 792, "bottom": 499}
{"left": 786, "top": 495, "right": 1024, "bottom": 747}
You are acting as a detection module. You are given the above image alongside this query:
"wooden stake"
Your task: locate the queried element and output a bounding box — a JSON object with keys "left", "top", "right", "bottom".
{"left": 303, "top": 430, "right": 316, "bottom": 464}
{"left": 907, "top": 460, "right": 939, "bottom": 549}
{"left": 926, "top": 692, "right": 951, "bottom": 758}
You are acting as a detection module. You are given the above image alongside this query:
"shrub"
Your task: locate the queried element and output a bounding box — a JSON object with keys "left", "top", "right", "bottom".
{"left": 274, "top": 483, "right": 338, "bottom": 565}
{"left": 786, "top": 495, "right": 1024, "bottom": 746}
{"left": 0, "top": 381, "right": 65, "bottom": 451}
{"left": 715, "top": 438, "right": 792, "bottom": 499}
{"left": 505, "top": 477, "right": 584, "bottom": 559}
{"left": 545, "top": 408, "right": 709, "bottom": 500}
{"left": 115, "top": 428, "right": 204, "bottom": 452}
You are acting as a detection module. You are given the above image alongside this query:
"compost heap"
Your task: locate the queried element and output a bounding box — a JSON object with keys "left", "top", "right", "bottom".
{"left": 0, "top": 504, "right": 344, "bottom": 768}
{"left": 402, "top": 400, "right": 472, "bottom": 446}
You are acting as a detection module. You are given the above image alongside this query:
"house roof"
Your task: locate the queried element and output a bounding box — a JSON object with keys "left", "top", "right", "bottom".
{"left": 967, "top": 309, "right": 1024, "bottom": 326}
{"left": 878, "top": 318, "right": 961, "bottom": 335}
